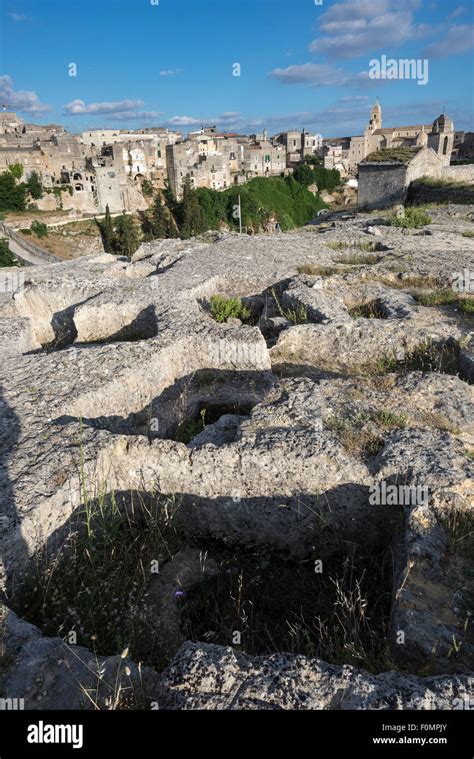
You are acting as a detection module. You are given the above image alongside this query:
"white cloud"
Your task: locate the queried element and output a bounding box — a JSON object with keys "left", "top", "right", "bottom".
{"left": 424, "top": 24, "right": 474, "bottom": 58}
{"left": 165, "top": 112, "right": 242, "bottom": 127}
{"left": 0, "top": 75, "right": 50, "bottom": 114}
{"left": 104, "top": 111, "right": 164, "bottom": 122}
{"left": 8, "top": 12, "right": 29, "bottom": 22}
{"left": 159, "top": 69, "right": 182, "bottom": 77}
{"left": 448, "top": 6, "right": 467, "bottom": 20}
{"left": 101, "top": 111, "right": 163, "bottom": 123}
{"left": 310, "top": 0, "right": 430, "bottom": 59}
{"left": 268, "top": 63, "right": 370, "bottom": 88}
{"left": 63, "top": 98, "right": 145, "bottom": 115}
{"left": 339, "top": 95, "right": 370, "bottom": 102}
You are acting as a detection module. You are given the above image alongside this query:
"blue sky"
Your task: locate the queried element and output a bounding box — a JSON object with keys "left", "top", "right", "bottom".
{"left": 0, "top": 0, "right": 473, "bottom": 136}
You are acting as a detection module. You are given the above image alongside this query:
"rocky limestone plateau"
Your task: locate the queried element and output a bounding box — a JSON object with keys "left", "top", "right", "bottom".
{"left": 0, "top": 205, "right": 473, "bottom": 710}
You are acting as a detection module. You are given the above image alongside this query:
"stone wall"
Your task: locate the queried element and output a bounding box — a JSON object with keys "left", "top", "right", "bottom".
{"left": 443, "top": 164, "right": 474, "bottom": 182}
{"left": 358, "top": 147, "right": 445, "bottom": 210}
{"left": 408, "top": 181, "right": 474, "bottom": 205}
{"left": 357, "top": 162, "right": 407, "bottom": 209}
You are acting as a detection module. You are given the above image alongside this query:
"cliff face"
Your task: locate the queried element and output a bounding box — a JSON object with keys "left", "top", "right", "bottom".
{"left": 0, "top": 205, "right": 473, "bottom": 710}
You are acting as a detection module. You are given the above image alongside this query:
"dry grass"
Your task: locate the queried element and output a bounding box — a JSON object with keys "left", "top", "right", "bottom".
{"left": 324, "top": 408, "right": 407, "bottom": 457}
{"left": 381, "top": 275, "right": 441, "bottom": 290}
{"left": 355, "top": 340, "right": 461, "bottom": 379}
{"left": 348, "top": 300, "right": 386, "bottom": 319}
{"left": 16, "top": 487, "right": 183, "bottom": 672}
{"left": 418, "top": 411, "right": 461, "bottom": 435}
{"left": 333, "top": 253, "right": 381, "bottom": 266}
{"left": 328, "top": 240, "right": 383, "bottom": 253}
{"left": 181, "top": 541, "right": 395, "bottom": 672}
{"left": 297, "top": 263, "right": 342, "bottom": 276}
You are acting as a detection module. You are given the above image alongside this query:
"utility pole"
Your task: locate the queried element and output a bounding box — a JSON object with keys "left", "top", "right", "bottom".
{"left": 238, "top": 194, "right": 242, "bottom": 234}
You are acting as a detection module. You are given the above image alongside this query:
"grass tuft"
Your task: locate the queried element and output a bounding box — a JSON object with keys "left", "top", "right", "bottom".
{"left": 333, "top": 253, "right": 380, "bottom": 266}
{"left": 297, "top": 264, "right": 341, "bottom": 277}
{"left": 348, "top": 300, "right": 386, "bottom": 319}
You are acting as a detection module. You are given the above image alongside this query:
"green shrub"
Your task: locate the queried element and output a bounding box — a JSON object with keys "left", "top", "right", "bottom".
{"left": 389, "top": 208, "right": 432, "bottom": 229}
{"left": 141, "top": 179, "right": 154, "bottom": 197}
{"left": 209, "top": 294, "right": 251, "bottom": 323}
{"left": 293, "top": 164, "right": 315, "bottom": 187}
{"left": 26, "top": 171, "right": 43, "bottom": 199}
{"left": 312, "top": 166, "right": 341, "bottom": 191}
{"left": 459, "top": 298, "right": 474, "bottom": 314}
{"left": 8, "top": 163, "right": 23, "bottom": 180}
{"left": 30, "top": 220, "right": 48, "bottom": 238}
{"left": 0, "top": 239, "right": 17, "bottom": 267}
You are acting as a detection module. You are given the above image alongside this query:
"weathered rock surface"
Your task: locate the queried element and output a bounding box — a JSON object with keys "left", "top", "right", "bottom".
{"left": 1, "top": 609, "right": 159, "bottom": 710}
{"left": 157, "top": 642, "right": 472, "bottom": 710}
{"left": 0, "top": 204, "right": 472, "bottom": 709}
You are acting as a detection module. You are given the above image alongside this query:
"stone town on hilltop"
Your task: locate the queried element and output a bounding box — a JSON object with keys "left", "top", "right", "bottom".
{"left": 0, "top": 101, "right": 471, "bottom": 214}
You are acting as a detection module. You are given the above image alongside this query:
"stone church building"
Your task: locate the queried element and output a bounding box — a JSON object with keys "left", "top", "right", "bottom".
{"left": 326, "top": 101, "right": 455, "bottom": 176}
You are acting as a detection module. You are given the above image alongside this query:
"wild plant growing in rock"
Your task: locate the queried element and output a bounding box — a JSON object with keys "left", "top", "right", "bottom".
{"left": 389, "top": 208, "right": 432, "bottom": 228}
{"left": 209, "top": 294, "right": 251, "bottom": 324}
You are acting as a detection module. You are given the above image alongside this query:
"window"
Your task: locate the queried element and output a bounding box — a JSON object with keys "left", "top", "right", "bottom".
{"left": 443, "top": 136, "right": 449, "bottom": 155}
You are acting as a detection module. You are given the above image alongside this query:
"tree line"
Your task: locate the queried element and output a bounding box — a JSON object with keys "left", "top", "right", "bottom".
{"left": 95, "top": 168, "right": 338, "bottom": 256}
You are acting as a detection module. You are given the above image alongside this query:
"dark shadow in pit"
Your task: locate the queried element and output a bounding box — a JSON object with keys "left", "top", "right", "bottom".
{"left": 25, "top": 292, "right": 104, "bottom": 353}
{"left": 52, "top": 367, "right": 275, "bottom": 444}
{"left": 347, "top": 298, "right": 388, "bottom": 320}
{"left": 10, "top": 484, "right": 403, "bottom": 672}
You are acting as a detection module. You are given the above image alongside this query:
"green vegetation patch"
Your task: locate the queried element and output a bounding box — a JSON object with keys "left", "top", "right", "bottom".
{"left": 389, "top": 208, "right": 432, "bottom": 228}
{"left": 209, "top": 294, "right": 251, "bottom": 324}
{"left": 0, "top": 239, "right": 17, "bottom": 267}
{"left": 364, "top": 147, "right": 421, "bottom": 164}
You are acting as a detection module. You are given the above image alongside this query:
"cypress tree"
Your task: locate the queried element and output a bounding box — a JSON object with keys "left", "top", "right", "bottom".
{"left": 181, "top": 175, "right": 205, "bottom": 239}
{"left": 95, "top": 204, "right": 115, "bottom": 253}
{"left": 150, "top": 194, "right": 168, "bottom": 238}
{"left": 112, "top": 213, "right": 140, "bottom": 257}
